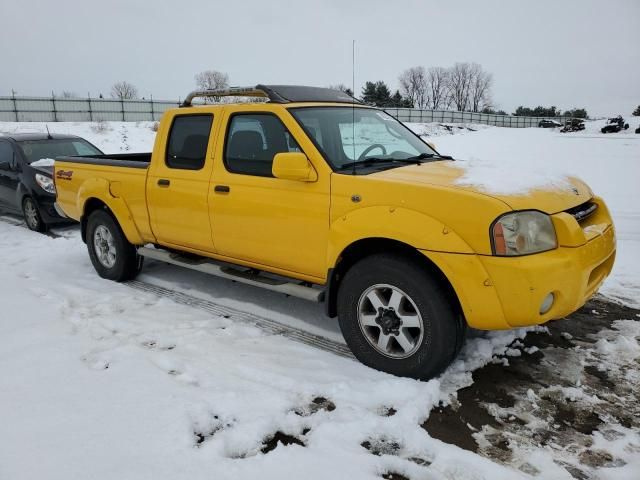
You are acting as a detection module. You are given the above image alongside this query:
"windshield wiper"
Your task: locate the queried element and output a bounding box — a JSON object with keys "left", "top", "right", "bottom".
{"left": 338, "top": 157, "right": 425, "bottom": 171}
{"left": 404, "top": 152, "right": 453, "bottom": 161}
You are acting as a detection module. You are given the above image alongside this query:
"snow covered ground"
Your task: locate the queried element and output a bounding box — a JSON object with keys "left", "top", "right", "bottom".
{"left": 1, "top": 120, "right": 639, "bottom": 480}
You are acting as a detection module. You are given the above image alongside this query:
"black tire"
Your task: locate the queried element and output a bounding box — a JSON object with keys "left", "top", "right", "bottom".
{"left": 337, "top": 253, "right": 463, "bottom": 380}
{"left": 22, "top": 196, "right": 46, "bottom": 232}
{"left": 86, "top": 209, "right": 143, "bottom": 281}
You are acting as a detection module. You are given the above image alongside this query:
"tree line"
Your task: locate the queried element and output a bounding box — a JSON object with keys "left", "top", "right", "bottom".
{"left": 53, "top": 69, "right": 601, "bottom": 119}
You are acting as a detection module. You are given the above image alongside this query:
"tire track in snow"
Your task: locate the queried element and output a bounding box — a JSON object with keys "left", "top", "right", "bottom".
{"left": 0, "top": 214, "right": 352, "bottom": 358}
{"left": 126, "top": 279, "right": 354, "bottom": 359}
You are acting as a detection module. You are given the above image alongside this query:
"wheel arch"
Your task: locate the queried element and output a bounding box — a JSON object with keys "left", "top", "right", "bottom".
{"left": 80, "top": 196, "right": 143, "bottom": 245}
{"left": 325, "top": 237, "right": 463, "bottom": 322}
{"left": 81, "top": 197, "right": 110, "bottom": 243}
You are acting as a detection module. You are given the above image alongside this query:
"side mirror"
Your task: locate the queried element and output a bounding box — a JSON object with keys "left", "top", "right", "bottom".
{"left": 0, "top": 160, "right": 11, "bottom": 171}
{"left": 272, "top": 152, "right": 317, "bottom": 182}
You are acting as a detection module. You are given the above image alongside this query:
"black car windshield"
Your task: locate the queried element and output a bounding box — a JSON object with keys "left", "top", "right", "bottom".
{"left": 289, "top": 107, "right": 438, "bottom": 171}
{"left": 17, "top": 139, "right": 102, "bottom": 164}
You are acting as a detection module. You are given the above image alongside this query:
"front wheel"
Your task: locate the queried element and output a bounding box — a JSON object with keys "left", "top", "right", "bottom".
{"left": 337, "top": 254, "right": 464, "bottom": 380}
{"left": 22, "top": 196, "right": 46, "bottom": 232}
{"left": 86, "top": 209, "right": 142, "bottom": 281}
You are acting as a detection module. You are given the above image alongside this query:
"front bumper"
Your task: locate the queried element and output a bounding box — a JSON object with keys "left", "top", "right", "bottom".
{"left": 36, "top": 198, "right": 75, "bottom": 225}
{"left": 425, "top": 197, "right": 616, "bottom": 330}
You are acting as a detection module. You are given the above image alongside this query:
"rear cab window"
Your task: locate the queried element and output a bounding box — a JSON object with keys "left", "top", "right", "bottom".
{"left": 166, "top": 114, "right": 214, "bottom": 170}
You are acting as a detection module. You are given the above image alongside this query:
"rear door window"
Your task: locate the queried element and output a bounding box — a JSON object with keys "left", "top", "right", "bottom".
{"left": 166, "top": 115, "right": 213, "bottom": 170}
{"left": 0, "top": 141, "right": 14, "bottom": 166}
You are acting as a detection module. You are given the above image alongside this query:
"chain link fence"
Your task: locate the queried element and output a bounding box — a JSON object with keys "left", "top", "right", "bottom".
{"left": 383, "top": 108, "right": 574, "bottom": 128}
{"left": 0, "top": 96, "right": 180, "bottom": 122}
{"left": 0, "top": 95, "right": 573, "bottom": 128}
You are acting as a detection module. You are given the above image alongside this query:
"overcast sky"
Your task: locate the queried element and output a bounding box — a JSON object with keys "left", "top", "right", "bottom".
{"left": 1, "top": 0, "right": 638, "bottom": 116}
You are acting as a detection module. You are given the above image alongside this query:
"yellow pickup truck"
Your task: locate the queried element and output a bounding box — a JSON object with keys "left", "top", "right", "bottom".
{"left": 54, "top": 85, "right": 616, "bottom": 379}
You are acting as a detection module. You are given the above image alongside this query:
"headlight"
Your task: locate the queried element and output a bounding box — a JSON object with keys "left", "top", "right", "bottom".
{"left": 35, "top": 173, "right": 56, "bottom": 194}
{"left": 491, "top": 211, "right": 557, "bottom": 256}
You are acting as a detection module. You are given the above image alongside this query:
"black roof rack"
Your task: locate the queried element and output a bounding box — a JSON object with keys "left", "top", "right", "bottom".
{"left": 181, "top": 84, "right": 360, "bottom": 107}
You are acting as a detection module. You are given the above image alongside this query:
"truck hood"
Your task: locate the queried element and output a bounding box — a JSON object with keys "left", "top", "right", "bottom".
{"left": 373, "top": 161, "right": 592, "bottom": 214}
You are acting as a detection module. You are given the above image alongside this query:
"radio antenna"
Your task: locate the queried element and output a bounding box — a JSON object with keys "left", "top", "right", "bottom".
{"left": 45, "top": 124, "right": 52, "bottom": 139}
{"left": 352, "top": 39, "right": 356, "bottom": 176}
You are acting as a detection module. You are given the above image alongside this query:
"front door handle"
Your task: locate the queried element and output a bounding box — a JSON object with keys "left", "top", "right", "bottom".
{"left": 158, "top": 179, "right": 170, "bottom": 187}
{"left": 214, "top": 185, "right": 230, "bottom": 193}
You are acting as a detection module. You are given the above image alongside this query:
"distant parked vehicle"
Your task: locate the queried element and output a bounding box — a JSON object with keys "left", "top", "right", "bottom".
{"left": 601, "top": 116, "right": 629, "bottom": 134}
{"left": 0, "top": 133, "right": 103, "bottom": 231}
{"left": 538, "top": 119, "right": 562, "bottom": 128}
{"left": 635, "top": 125, "right": 640, "bottom": 134}
{"left": 560, "top": 119, "right": 585, "bottom": 133}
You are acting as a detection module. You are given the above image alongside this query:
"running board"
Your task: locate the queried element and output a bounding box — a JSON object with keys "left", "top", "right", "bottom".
{"left": 137, "top": 246, "right": 324, "bottom": 303}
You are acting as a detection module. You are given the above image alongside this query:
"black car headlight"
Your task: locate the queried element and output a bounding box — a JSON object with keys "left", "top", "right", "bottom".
{"left": 35, "top": 173, "right": 56, "bottom": 194}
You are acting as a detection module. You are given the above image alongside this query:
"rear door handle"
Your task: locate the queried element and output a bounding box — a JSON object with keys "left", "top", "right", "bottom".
{"left": 157, "top": 179, "right": 170, "bottom": 187}
{"left": 214, "top": 185, "right": 230, "bottom": 193}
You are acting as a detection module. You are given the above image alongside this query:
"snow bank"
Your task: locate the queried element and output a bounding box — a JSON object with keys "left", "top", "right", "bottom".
{"left": 0, "top": 121, "right": 157, "bottom": 153}
{"left": 0, "top": 220, "right": 530, "bottom": 480}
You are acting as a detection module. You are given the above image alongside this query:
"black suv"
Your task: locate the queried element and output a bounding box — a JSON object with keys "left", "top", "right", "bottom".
{"left": 538, "top": 119, "right": 562, "bottom": 128}
{"left": 0, "top": 133, "right": 103, "bottom": 231}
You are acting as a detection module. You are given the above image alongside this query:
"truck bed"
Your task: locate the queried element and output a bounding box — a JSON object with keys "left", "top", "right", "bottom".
{"left": 56, "top": 153, "right": 151, "bottom": 169}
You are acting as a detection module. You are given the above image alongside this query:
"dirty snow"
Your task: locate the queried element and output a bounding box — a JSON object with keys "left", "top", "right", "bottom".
{"left": 1, "top": 120, "right": 639, "bottom": 479}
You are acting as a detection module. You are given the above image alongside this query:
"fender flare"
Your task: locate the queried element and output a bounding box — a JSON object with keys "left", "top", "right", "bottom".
{"left": 326, "top": 205, "right": 473, "bottom": 269}
{"left": 78, "top": 178, "right": 144, "bottom": 245}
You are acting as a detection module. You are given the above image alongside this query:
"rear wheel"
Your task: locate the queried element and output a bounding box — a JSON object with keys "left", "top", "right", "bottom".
{"left": 86, "top": 209, "right": 142, "bottom": 281}
{"left": 337, "top": 253, "right": 463, "bottom": 380}
{"left": 22, "top": 196, "right": 46, "bottom": 232}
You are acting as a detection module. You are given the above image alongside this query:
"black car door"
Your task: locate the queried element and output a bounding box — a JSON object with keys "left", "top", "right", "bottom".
{"left": 0, "top": 140, "right": 20, "bottom": 211}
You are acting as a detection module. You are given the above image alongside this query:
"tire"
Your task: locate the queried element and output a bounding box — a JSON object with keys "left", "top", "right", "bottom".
{"left": 22, "top": 196, "right": 46, "bottom": 232}
{"left": 337, "top": 253, "right": 463, "bottom": 380}
{"left": 86, "top": 209, "right": 143, "bottom": 281}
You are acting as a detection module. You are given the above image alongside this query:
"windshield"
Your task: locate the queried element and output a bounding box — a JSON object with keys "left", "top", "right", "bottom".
{"left": 17, "top": 138, "right": 103, "bottom": 164}
{"left": 289, "top": 107, "right": 437, "bottom": 171}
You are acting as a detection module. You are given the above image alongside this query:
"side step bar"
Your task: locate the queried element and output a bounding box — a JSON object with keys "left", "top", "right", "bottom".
{"left": 137, "top": 247, "right": 324, "bottom": 303}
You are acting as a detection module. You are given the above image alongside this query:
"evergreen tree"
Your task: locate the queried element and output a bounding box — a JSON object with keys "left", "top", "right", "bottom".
{"left": 361, "top": 81, "right": 393, "bottom": 107}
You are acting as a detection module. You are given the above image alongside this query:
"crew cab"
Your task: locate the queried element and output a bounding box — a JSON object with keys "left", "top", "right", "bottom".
{"left": 54, "top": 85, "right": 616, "bottom": 379}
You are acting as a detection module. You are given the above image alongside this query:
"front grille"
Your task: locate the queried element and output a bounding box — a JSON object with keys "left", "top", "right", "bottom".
{"left": 565, "top": 201, "right": 597, "bottom": 223}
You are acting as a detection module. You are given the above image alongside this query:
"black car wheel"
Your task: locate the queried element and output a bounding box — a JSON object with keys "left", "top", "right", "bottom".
{"left": 22, "top": 196, "right": 46, "bottom": 232}
{"left": 337, "top": 253, "right": 464, "bottom": 380}
{"left": 86, "top": 209, "right": 143, "bottom": 281}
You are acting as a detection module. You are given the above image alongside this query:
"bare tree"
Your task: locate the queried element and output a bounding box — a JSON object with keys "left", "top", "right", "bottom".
{"left": 328, "top": 84, "right": 354, "bottom": 96}
{"left": 60, "top": 91, "right": 77, "bottom": 98}
{"left": 110, "top": 81, "right": 138, "bottom": 100}
{"left": 425, "top": 67, "right": 449, "bottom": 110}
{"left": 469, "top": 64, "right": 493, "bottom": 112}
{"left": 447, "top": 62, "right": 474, "bottom": 111}
{"left": 398, "top": 66, "right": 428, "bottom": 108}
{"left": 194, "top": 70, "right": 229, "bottom": 103}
